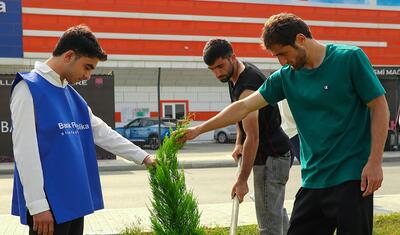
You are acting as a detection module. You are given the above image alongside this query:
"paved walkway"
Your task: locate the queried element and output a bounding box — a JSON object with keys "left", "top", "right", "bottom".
{"left": 1, "top": 144, "right": 399, "bottom": 234}
{"left": 1, "top": 194, "right": 400, "bottom": 235}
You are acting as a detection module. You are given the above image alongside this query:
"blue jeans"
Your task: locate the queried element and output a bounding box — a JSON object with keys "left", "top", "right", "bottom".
{"left": 253, "top": 152, "right": 291, "bottom": 235}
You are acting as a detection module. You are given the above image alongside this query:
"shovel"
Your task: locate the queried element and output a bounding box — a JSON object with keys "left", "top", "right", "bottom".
{"left": 229, "top": 155, "right": 243, "bottom": 235}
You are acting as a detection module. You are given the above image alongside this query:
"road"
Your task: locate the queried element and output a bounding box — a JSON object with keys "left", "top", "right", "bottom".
{"left": 1, "top": 162, "right": 400, "bottom": 214}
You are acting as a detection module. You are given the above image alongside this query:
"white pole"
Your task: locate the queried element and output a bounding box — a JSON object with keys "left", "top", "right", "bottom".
{"left": 229, "top": 156, "right": 242, "bottom": 235}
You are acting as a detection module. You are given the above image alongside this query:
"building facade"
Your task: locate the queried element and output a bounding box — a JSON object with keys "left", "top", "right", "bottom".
{"left": 1, "top": 0, "right": 399, "bottom": 142}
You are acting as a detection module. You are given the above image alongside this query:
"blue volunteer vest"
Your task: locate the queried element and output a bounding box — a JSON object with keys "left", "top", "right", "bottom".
{"left": 11, "top": 72, "right": 104, "bottom": 224}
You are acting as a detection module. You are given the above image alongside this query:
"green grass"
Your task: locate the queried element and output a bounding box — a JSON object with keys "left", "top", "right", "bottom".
{"left": 373, "top": 213, "right": 400, "bottom": 235}
{"left": 203, "top": 225, "right": 257, "bottom": 235}
{"left": 120, "top": 225, "right": 257, "bottom": 235}
{"left": 120, "top": 213, "right": 400, "bottom": 235}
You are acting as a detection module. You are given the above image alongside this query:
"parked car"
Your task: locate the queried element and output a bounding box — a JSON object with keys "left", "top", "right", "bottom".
{"left": 116, "top": 117, "right": 176, "bottom": 149}
{"left": 213, "top": 125, "right": 237, "bottom": 143}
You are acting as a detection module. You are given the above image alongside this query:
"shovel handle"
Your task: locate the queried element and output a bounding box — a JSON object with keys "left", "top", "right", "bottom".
{"left": 229, "top": 156, "right": 242, "bottom": 235}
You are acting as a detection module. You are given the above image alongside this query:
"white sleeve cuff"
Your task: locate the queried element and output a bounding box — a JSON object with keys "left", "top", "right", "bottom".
{"left": 137, "top": 151, "right": 150, "bottom": 165}
{"left": 27, "top": 199, "right": 50, "bottom": 215}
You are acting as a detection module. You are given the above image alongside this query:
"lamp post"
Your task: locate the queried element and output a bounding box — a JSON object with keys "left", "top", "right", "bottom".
{"left": 157, "top": 67, "right": 161, "bottom": 144}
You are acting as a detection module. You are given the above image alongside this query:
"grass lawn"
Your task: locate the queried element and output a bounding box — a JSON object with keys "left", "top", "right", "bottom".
{"left": 373, "top": 213, "right": 400, "bottom": 235}
{"left": 121, "top": 213, "right": 400, "bottom": 235}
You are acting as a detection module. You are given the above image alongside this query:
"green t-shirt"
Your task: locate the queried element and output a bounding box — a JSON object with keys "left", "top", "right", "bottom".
{"left": 259, "top": 44, "right": 385, "bottom": 188}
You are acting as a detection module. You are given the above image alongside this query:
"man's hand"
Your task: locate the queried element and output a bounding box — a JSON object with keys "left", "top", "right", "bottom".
{"left": 232, "top": 145, "right": 243, "bottom": 162}
{"left": 143, "top": 155, "right": 157, "bottom": 167}
{"left": 361, "top": 158, "right": 383, "bottom": 197}
{"left": 231, "top": 179, "right": 249, "bottom": 203}
{"left": 32, "top": 210, "right": 54, "bottom": 235}
{"left": 176, "top": 127, "right": 201, "bottom": 142}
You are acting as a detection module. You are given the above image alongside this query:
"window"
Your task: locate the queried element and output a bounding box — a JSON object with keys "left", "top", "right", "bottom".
{"left": 161, "top": 100, "right": 188, "bottom": 120}
{"left": 164, "top": 105, "right": 173, "bottom": 118}
{"left": 127, "top": 119, "right": 141, "bottom": 128}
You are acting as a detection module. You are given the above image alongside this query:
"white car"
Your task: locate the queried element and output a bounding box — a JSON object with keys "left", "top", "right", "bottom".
{"left": 213, "top": 125, "right": 237, "bottom": 143}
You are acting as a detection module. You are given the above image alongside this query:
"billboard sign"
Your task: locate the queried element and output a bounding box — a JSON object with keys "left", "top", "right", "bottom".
{"left": 0, "top": 73, "right": 116, "bottom": 162}
{"left": 374, "top": 67, "right": 400, "bottom": 130}
{"left": 0, "top": 0, "right": 23, "bottom": 58}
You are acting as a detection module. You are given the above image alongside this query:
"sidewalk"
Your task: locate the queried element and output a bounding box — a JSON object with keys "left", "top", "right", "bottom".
{"left": 1, "top": 194, "right": 400, "bottom": 235}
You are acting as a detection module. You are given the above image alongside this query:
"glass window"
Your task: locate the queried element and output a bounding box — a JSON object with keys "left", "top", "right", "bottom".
{"left": 164, "top": 105, "right": 173, "bottom": 118}
{"left": 141, "top": 119, "right": 152, "bottom": 127}
{"left": 162, "top": 101, "right": 187, "bottom": 120}
{"left": 128, "top": 119, "right": 141, "bottom": 127}
{"left": 175, "top": 104, "right": 185, "bottom": 120}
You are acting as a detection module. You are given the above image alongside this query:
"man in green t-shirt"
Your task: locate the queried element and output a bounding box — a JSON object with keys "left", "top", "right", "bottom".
{"left": 180, "top": 13, "right": 389, "bottom": 234}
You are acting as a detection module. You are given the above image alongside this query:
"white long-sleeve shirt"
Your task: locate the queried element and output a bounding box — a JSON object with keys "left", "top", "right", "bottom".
{"left": 10, "top": 61, "right": 149, "bottom": 216}
{"left": 278, "top": 99, "right": 298, "bottom": 139}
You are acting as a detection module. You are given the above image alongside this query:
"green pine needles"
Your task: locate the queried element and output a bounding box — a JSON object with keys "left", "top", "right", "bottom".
{"left": 148, "top": 119, "right": 205, "bottom": 235}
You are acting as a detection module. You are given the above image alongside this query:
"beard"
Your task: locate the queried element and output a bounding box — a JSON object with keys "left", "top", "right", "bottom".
{"left": 219, "top": 60, "right": 234, "bottom": 83}
{"left": 291, "top": 46, "right": 307, "bottom": 70}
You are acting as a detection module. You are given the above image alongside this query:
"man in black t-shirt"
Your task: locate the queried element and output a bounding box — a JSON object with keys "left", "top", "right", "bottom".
{"left": 203, "top": 38, "right": 291, "bottom": 235}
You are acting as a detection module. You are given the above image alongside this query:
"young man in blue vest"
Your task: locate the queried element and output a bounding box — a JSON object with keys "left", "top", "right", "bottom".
{"left": 180, "top": 13, "right": 389, "bottom": 235}
{"left": 10, "top": 25, "right": 156, "bottom": 235}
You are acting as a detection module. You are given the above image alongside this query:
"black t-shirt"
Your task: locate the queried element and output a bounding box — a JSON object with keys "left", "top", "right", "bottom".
{"left": 229, "top": 62, "right": 290, "bottom": 165}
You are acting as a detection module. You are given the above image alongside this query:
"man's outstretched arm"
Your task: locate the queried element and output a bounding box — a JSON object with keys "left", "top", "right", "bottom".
{"left": 182, "top": 91, "right": 268, "bottom": 141}
{"left": 89, "top": 107, "right": 156, "bottom": 166}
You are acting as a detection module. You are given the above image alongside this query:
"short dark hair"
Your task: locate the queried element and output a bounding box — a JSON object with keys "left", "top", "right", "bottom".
{"left": 261, "top": 13, "right": 312, "bottom": 49}
{"left": 203, "top": 38, "right": 233, "bottom": 65}
{"left": 52, "top": 24, "right": 107, "bottom": 61}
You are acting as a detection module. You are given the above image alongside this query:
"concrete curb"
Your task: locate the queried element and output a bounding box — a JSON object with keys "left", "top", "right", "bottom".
{"left": 97, "top": 155, "right": 400, "bottom": 172}
{"left": 98, "top": 159, "right": 238, "bottom": 172}
{"left": 0, "top": 159, "right": 239, "bottom": 175}
{"left": 382, "top": 156, "right": 400, "bottom": 163}
{"left": 0, "top": 167, "right": 13, "bottom": 175}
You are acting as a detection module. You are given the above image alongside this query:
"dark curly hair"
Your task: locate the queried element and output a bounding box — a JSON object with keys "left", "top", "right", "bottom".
{"left": 52, "top": 24, "right": 107, "bottom": 61}
{"left": 261, "top": 13, "right": 312, "bottom": 49}
{"left": 203, "top": 38, "right": 233, "bottom": 66}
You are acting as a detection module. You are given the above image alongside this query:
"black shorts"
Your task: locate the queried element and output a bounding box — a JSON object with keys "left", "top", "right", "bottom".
{"left": 289, "top": 134, "right": 300, "bottom": 166}
{"left": 288, "top": 180, "right": 373, "bottom": 235}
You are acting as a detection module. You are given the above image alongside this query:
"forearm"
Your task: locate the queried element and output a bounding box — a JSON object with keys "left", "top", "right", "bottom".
{"left": 90, "top": 109, "right": 148, "bottom": 164}
{"left": 367, "top": 95, "right": 389, "bottom": 163}
{"left": 235, "top": 124, "right": 242, "bottom": 146}
{"left": 198, "top": 101, "right": 249, "bottom": 135}
{"left": 94, "top": 125, "right": 148, "bottom": 163}
{"left": 238, "top": 136, "right": 259, "bottom": 182}
{"left": 369, "top": 103, "right": 389, "bottom": 163}
{"left": 196, "top": 91, "right": 267, "bottom": 136}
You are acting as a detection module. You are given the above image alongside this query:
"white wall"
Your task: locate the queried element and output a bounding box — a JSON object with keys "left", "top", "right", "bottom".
{"left": 110, "top": 67, "right": 231, "bottom": 141}
{"left": 103, "top": 66, "right": 273, "bottom": 141}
